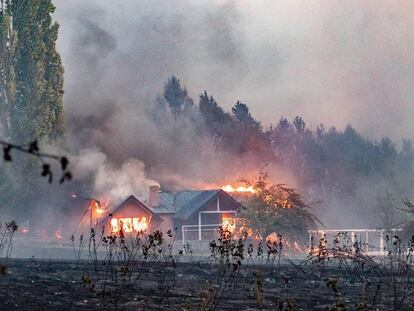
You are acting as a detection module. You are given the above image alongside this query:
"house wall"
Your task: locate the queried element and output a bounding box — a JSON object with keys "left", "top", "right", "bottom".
{"left": 102, "top": 202, "right": 154, "bottom": 233}
{"left": 158, "top": 214, "right": 175, "bottom": 233}
{"left": 177, "top": 193, "right": 240, "bottom": 241}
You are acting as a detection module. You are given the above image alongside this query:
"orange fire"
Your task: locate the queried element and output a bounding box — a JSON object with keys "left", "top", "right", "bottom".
{"left": 111, "top": 217, "right": 149, "bottom": 233}
{"left": 222, "top": 185, "right": 256, "bottom": 193}
{"left": 110, "top": 218, "right": 119, "bottom": 232}
{"left": 222, "top": 216, "right": 236, "bottom": 233}
{"left": 91, "top": 200, "right": 107, "bottom": 216}
{"left": 266, "top": 232, "right": 305, "bottom": 253}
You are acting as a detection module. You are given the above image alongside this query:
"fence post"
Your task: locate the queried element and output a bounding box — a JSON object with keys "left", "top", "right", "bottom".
{"left": 198, "top": 213, "right": 202, "bottom": 241}
{"left": 379, "top": 230, "right": 384, "bottom": 255}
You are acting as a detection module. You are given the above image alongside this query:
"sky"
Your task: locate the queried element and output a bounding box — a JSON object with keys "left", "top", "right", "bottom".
{"left": 53, "top": 0, "right": 414, "bottom": 142}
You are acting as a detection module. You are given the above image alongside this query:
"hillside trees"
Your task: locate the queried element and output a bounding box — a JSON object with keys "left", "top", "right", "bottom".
{"left": 154, "top": 77, "right": 414, "bottom": 199}
{"left": 152, "top": 75, "right": 414, "bottom": 226}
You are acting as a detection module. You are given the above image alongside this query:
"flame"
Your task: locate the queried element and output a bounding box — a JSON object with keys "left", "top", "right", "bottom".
{"left": 266, "top": 232, "right": 281, "bottom": 244}
{"left": 266, "top": 232, "right": 305, "bottom": 253}
{"left": 91, "top": 200, "right": 107, "bottom": 216}
{"left": 222, "top": 185, "right": 256, "bottom": 193}
{"left": 222, "top": 216, "right": 236, "bottom": 233}
{"left": 119, "top": 218, "right": 133, "bottom": 232}
{"left": 133, "top": 216, "right": 148, "bottom": 232}
{"left": 54, "top": 229, "right": 63, "bottom": 240}
{"left": 111, "top": 217, "right": 149, "bottom": 233}
{"left": 110, "top": 218, "right": 119, "bottom": 232}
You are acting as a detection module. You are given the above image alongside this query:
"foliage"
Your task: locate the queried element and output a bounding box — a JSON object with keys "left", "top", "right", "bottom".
{"left": 69, "top": 226, "right": 414, "bottom": 310}
{"left": 238, "top": 170, "right": 319, "bottom": 243}
{"left": 162, "top": 75, "right": 194, "bottom": 120}
{"left": 0, "top": 8, "right": 16, "bottom": 139}
{"left": 0, "top": 139, "right": 71, "bottom": 184}
{"left": 4, "top": 0, "right": 65, "bottom": 142}
{"left": 0, "top": 1, "right": 66, "bottom": 216}
{"left": 152, "top": 75, "right": 414, "bottom": 225}
{"left": 78, "top": 227, "right": 181, "bottom": 307}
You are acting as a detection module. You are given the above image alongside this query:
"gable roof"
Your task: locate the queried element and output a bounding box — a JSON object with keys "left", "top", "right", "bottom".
{"left": 151, "top": 189, "right": 242, "bottom": 220}
{"left": 101, "top": 195, "right": 163, "bottom": 223}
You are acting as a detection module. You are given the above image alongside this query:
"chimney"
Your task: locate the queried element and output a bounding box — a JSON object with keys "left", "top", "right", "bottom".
{"left": 148, "top": 185, "right": 160, "bottom": 208}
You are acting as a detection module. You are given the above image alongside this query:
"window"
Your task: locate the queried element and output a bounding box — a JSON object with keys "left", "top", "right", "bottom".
{"left": 133, "top": 216, "right": 148, "bottom": 232}
{"left": 119, "top": 218, "right": 133, "bottom": 232}
{"left": 111, "top": 217, "right": 149, "bottom": 233}
{"left": 110, "top": 218, "right": 119, "bottom": 232}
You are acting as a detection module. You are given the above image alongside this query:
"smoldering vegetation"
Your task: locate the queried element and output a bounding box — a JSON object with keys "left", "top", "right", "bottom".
{"left": 1, "top": 229, "right": 414, "bottom": 310}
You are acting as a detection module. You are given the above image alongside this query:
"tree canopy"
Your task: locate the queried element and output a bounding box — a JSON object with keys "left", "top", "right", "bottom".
{"left": 236, "top": 171, "right": 319, "bottom": 242}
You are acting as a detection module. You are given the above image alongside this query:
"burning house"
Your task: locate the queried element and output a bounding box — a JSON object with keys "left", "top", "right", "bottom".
{"left": 99, "top": 195, "right": 163, "bottom": 234}
{"left": 99, "top": 186, "right": 243, "bottom": 242}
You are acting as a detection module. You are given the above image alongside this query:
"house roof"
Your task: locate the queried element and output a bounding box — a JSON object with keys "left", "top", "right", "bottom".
{"left": 152, "top": 190, "right": 217, "bottom": 213}
{"left": 101, "top": 195, "right": 163, "bottom": 223}
{"left": 150, "top": 189, "right": 242, "bottom": 220}
{"left": 100, "top": 190, "right": 243, "bottom": 224}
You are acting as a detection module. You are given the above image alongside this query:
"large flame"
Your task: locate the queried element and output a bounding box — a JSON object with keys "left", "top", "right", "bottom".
{"left": 222, "top": 185, "right": 256, "bottom": 193}
{"left": 111, "top": 217, "right": 149, "bottom": 233}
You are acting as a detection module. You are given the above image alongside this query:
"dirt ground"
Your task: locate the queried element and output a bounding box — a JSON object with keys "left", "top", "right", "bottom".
{"left": 0, "top": 258, "right": 413, "bottom": 310}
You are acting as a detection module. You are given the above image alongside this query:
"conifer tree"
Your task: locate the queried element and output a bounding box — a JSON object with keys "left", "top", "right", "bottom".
{"left": 163, "top": 75, "right": 193, "bottom": 120}
{"left": 7, "top": 0, "right": 64, "bottom": 142}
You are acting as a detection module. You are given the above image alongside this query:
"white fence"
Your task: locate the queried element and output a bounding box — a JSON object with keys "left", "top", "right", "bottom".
{"left": 308, "top": 228, "right": 403, "bottom": 256}
{"left": 181, "top": 210, "right": 237, "bottom": 246}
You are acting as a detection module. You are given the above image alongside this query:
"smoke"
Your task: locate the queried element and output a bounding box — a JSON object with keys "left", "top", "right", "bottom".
{"left": 72, "top": 149, "right": 158, "bottom": 203}
{"left": 55, "top": 0, "right": 414, "bottom": 141}
{"left": 49, "top": 0, "right": 414, "bottom": 227}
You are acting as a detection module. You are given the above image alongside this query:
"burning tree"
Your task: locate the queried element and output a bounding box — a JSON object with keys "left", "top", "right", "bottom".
{"left": 237, "top": 171, "right": 319, "bottom": 244}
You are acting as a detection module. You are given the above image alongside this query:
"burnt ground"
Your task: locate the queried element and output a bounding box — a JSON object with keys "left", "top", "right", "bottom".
{"left": 0, "top": 259, "right": 413, "bottom": 310}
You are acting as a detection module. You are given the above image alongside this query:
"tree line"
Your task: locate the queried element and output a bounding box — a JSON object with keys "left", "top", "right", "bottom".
{"left": 155, "top": 76, "right": 414, "bottom": 226}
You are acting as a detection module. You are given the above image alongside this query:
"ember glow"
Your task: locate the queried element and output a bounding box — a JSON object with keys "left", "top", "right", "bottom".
{"left": 111, "top": 217, "right": 149, "bottom": 233}
{"left": 222, "top": 216, "right": 236, "bottom": 233}
{"left": 222, "top": 185, "right": 256, "bottom": 193}
{"left": 54, "top": 229, "right": 63, "bottom": 240}
{"left": 93, "top": 200, "right": 107, "bottom": 216}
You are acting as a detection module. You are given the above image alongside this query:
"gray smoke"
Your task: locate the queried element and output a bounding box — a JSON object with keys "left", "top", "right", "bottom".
{"left": 52, "top": 0, "right": 414, "bottom": 226}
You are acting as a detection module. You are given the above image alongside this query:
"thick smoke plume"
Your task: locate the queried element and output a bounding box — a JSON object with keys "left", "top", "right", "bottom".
{"left": 50, "top": 0, "right": 414, "bottom": 227}
{"left": 55, "top": 0, "right": 414, "bottom": 140}
{"left": 72, "top": 149, "right": 159, "bottom": 203}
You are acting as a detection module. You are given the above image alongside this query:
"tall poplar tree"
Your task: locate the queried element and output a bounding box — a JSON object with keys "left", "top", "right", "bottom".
{"left": 0, "top": 3, "right": 17, "bottom": 139}
{"left": 6, "top": 0, "right": 64, "bottom": 142}
{"left": 0, "top": 0, "right": 65, "bottom": 218}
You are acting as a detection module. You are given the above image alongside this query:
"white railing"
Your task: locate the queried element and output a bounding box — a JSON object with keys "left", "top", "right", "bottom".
{"left": 308, "top": 228, "right": 403, "bottom": 256}
{"left": 181, "top": 223, "right": 223, "bottom": 246}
